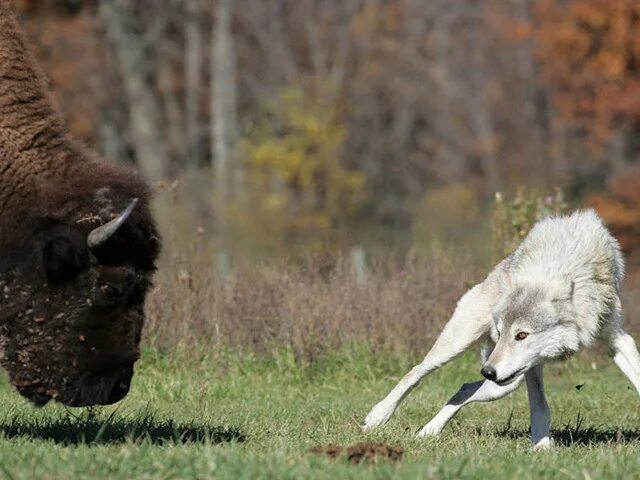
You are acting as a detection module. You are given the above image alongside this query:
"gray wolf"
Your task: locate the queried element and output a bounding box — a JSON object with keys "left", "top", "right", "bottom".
{"left": 363, "top": 210, "right": 637, "bottom": 449}
{"left": 0, "top": 0, "right": 159, "bottom": 407}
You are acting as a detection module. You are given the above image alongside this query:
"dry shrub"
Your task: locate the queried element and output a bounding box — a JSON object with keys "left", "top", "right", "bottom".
{"left": 143, "top": 184, "right": 640, "bottom": 362}
{"left": 622, "top": 268, "right": 640, "bottom": 336}
{"left": 586, "top": 168, "right": 640, "bottom": 254}
{"left": 144, "top": 245, "right": 478, "bottom": 362}
{"left": 143, "top": 183, "right": 481, "bottom": 362}
{"left": 492, "top": 187, "right": 568, "bottom": 262}
{"left": 413, "top": 181, "right": 489, "bottom": 256}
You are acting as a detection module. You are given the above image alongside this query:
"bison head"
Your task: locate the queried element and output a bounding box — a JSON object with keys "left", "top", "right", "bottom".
{"left": 0, "top": 165, "right": 160, "bottom": 407}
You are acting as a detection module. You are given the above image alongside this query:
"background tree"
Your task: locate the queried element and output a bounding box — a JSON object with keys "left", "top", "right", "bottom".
{"left": 13, "top": 0, "right": 640, "bottom": 259}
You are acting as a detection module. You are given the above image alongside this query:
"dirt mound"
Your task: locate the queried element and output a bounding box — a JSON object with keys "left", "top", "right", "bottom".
{"left": 310, "top": 442, "right": 403, "bottom": 464}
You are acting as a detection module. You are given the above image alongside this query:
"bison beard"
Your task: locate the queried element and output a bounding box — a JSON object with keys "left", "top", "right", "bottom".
{"left": 0, "top": 2, "right": 160, "bottom": 406}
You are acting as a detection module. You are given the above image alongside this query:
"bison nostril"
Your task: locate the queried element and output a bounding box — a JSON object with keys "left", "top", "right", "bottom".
{"left": 101, "top": 284, "right": 122, "bottom": 299}
{"left": 481, "top": 365, "right": 497, "bottom": 381}
{"left": 106, "top": 379, "right": 130, "bottom": 404}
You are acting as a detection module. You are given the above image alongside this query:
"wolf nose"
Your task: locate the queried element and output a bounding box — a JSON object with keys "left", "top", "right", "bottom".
{"left": 481, "top": 365, "right": 497, "bottom": 381}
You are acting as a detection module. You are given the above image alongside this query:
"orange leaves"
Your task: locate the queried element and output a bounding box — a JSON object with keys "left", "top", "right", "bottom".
{"left": 587, "top": 170, "right": 640, "bottom": 252}
{"left": 534, "top": 0, "right": 640, "bottom": 144}
{"left": 510, "top": 20, "right": 534, "bottom": 42}
{"left": 11, "top": 2, "right": 106, "bottom": 143}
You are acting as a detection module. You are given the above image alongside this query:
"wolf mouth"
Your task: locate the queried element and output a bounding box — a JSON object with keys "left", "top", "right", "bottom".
{"left": 495, "top": 367, "right": 527, "bottom": 386}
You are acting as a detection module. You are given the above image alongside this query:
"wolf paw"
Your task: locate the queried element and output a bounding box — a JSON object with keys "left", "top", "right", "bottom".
{"left": 363, "top": 402, "right": 395, "bottom": 432}
{"left": 416, "top": 421, "right": 444, "bottom": 438}
{"left": 532, "top": 437, "right": 554, "bottom": 450}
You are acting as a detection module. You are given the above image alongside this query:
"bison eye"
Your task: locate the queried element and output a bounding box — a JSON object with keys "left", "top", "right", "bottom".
{"left": 100, "top": 284, "right": 122, "bottom": 300}
{"left": 515, "top": 331, "right": 529, "bottom": 341}
{"left": 43, "top": 236, "right": 88, "bottom": 284}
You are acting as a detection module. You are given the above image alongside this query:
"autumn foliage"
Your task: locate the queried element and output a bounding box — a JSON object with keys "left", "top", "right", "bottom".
{"left": 535, "top": 0, "right": 640, "bottom": 144}
{"left": 586, "top": 170, "right": 640, "bottom": 253}
{"left": 235, "top": 84, "right": 364, "bottom": 254}
{"left": 534, "top": 0, "right": 640, "bottom": 254}
{"left": 10, "top": 1, "right": 107, "bottom": 143}
{"left": 9, "top": 0, "right": 640, "bottom": 260}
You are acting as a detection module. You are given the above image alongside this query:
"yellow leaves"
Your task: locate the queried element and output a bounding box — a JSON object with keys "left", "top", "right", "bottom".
{"left": 262, "top": 193, "right": 287, "bottom": 213}
{"left": 235, "top": 81, "right": 365, "bottom": 255}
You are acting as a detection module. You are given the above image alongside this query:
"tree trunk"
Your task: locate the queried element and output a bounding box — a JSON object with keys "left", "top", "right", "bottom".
{"left": 211, "top": 0, "right": 239, "bottom": 272}
{"left": 212, "top": 0, "right": 239, "bottom": 200}
{"left": 185, "top": 0, "right": 204, "bottom": 168}
{"left": 99, "top": 1, "right": 169, "bottom": 181}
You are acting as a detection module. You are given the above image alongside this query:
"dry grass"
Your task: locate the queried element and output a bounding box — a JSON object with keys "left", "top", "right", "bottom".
{"left": 621, "top": 267, "right": 640, "bottom": 336}
{"left": 144, "top": 186, "right": 640, "bottom": 363}
{"left": 142, "top": 185, "right": 482, "bottom": 362}
{"left": 144, "top": 247, "right": 479, "bottom": 363}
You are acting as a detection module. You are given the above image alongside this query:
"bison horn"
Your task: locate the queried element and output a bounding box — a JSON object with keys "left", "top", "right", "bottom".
{"left": 87, "top": 198, "right": 139, "bottom": 249}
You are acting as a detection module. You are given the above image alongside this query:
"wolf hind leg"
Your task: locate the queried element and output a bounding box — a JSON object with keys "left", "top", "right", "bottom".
{"left": 363, "top": 284, "right": 493, "bottom": 431}
{"left": 609, "top": 329, "right": 640, "bottom": 396}
{"left": 525, "top": 365, "right": 552, "bottom": 449}
{"left": 416, "top": 375, "right": 524, "bottom": 437}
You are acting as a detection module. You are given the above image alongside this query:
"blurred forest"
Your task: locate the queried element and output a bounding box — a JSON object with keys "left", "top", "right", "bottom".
{"left": 12, "top": 0, "right": 640, "bottom": 263}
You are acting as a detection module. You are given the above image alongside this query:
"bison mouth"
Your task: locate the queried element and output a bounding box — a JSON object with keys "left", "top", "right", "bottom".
{"left": 2, "top": 295, "right": 145, "bottom": 407}
{"left": 16, "top": 365, "right": 134, "bottom": 407}
{"left": 68, "top": 365, "right": 134, "bottom": 407}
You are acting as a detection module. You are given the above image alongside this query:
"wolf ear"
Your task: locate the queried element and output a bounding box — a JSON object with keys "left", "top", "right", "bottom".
{"left": 549, "top": 276, "right": 574, "bottom": 302}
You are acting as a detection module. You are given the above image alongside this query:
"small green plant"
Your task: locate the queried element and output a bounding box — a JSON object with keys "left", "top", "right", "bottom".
{"left": 492, "top": 188, "right": 568, "bottom": 262}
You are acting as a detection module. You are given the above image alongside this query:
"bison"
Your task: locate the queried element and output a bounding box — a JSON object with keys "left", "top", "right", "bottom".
{"left": 0, "top": 1, "right": 160, "bottom": 406}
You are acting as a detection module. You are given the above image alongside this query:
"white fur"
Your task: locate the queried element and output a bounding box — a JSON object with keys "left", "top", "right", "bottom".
{"left": 363, "top": 210, "right": 639, "bottom": 449}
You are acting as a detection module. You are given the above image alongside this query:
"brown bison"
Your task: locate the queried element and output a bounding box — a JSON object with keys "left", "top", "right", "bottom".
{"left": 0, "top": 1, "right": 160, "bottom": 406}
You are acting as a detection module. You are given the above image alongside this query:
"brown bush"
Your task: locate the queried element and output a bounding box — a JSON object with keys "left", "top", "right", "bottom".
{"left": 144, "top": 243, "right": 478, "bottom": 363}
{"left": 144, "top": 183, "right": 640, "bottom": 362}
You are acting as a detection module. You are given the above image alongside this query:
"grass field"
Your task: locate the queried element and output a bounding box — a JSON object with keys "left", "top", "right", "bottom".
{"left": 1, "top": 345, "right": 640, "bottom": 479}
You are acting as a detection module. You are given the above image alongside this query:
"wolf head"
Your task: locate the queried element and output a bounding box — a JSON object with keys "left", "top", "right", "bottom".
{"left": 481, "top": 277, "right": 579, "bottom": 385}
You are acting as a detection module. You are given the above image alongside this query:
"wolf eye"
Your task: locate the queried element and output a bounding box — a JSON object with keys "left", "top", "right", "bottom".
{"left": 515, "top": 331, "right": 529, "bottom": 341}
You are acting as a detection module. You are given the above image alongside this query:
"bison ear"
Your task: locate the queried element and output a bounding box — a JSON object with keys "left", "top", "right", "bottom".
{"left": 43, "top": 236, "right": 89, "bottom": 284}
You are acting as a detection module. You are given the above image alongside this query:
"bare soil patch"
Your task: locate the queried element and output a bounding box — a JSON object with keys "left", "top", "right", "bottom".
{"left": 310, "top": 442, "right": 404, "bottom": 464}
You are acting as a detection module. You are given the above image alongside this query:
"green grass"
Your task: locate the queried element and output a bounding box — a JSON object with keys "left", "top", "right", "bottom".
{"left": 1, "top": 346, "right": 640, "bottom": 479}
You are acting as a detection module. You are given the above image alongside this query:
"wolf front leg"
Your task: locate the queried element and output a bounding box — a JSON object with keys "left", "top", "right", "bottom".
{"left": 416, "top": 375, "right": 524, "bottom": 437}
{"left": 363, "top": 283, "right": 495, "bottom": 431}
{"left": 525, "top": 365, "right": 552, "bottom": 449}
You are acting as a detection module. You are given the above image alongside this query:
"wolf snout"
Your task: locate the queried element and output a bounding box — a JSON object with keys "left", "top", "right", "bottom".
{"left": 480, "top": 365, "right": 497, "bottom": 381}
